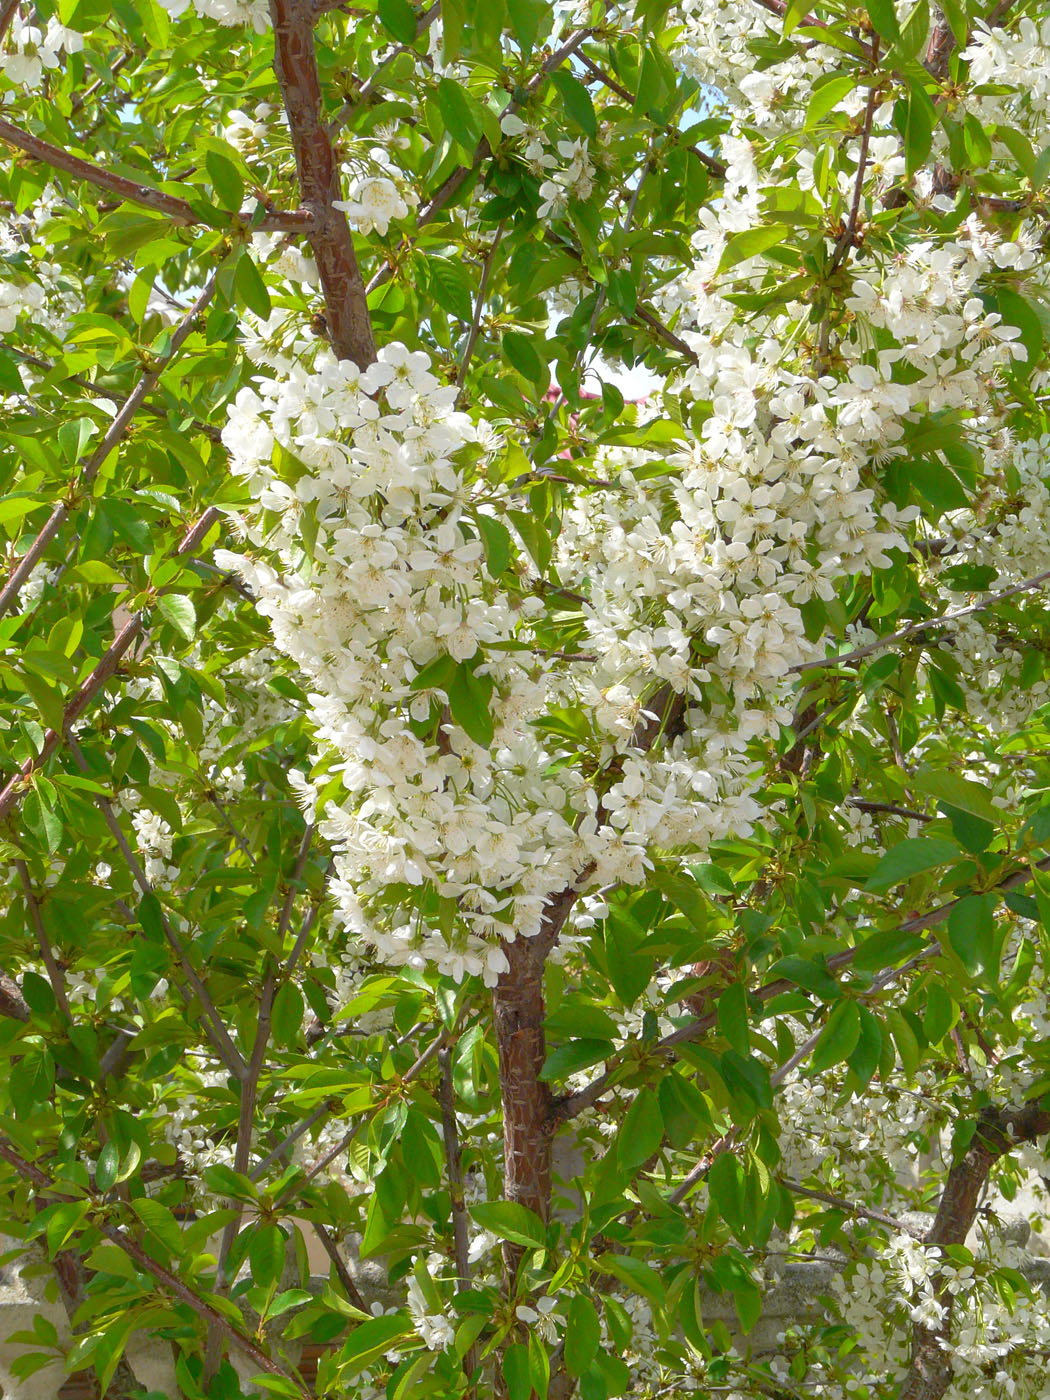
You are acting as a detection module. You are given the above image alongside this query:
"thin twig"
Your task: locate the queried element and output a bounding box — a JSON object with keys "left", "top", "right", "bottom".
{"left": 312, "top": 1220, "right": 368, "bottom": 1310}
{"left": 325, "top": 0, "right": 442, "bottom": 136}
{"left": 365, "top": 18, "right": 603, "bottom": 298}
{"left": 282, "top": 855, "right": 333, "bottom": 981}
{"left": 780, "top": 1178, "right": 925, "bottom": 1238}
{"left": 0, "top": 507, "right": 224, "bottom": 820}
{"left": 848, "top": 798, "right": 930, "bottom": 822}
{"left": 455, "top": 221, "right": 505, "bottom": 398}
{"left": 0, "top": 1133, "right": 312, "bottom": 1396}
{"left": 250, "top": 1100, "right": 333, "bottom": 1181}
{"left": 576, "top": 52, "right": 728, "bottom": 178}
{"left": 8, "top": 345, "right": 224, "bottom": 442}
{"left": 0, "top": 278, "right": 220, "bottom": 620}
{"left": 790, "top": 565, "right": 1050, "bottom": 675}
{"left": 65, "top": 733, "right": 250, "bottom": 1083}
{"left": 438, "top": 1047, "right": 471, "bottom": 1286}
{"left": 554, "top": 830, "right": 1050, "bottom": 1124}
{"left": 15, "top": 860, "right": 72, "bottom": 1020}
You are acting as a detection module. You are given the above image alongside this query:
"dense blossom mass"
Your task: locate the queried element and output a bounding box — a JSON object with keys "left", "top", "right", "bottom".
{"left": 2, "top": 1, "right": 1050, "bottom": 1399}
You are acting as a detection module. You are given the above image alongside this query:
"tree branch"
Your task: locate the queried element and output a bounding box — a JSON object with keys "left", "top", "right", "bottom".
{"left": 269, "top": 0, "right": 376, "bottom": 366}
{"left": 438, "top": 1046, "right": 471, "bottom": 1287}
{"left": 899, "top": 1099, "right": 1050, "bottom": 1400}
{"left": 0, "top": 277, "right": 219, "bottom": 620}
{"left": 0, "top": 1133, "right": 312, "bottom": 1395}
{"left": 325, "top": 0, "right": 441, "bottom": 136}
{"left": 455, "top": 221, "right": 504, "bottom": 397}
{"left": 7, "top": 346, "right": 224, "bottom": 442}
{"left": 0, "top": 117, "right": 312, "bottom": 232}
{"left": 780, "top": 1177, "right": 926, "bottom": 1238}
{"left": 0, "top": 506, "right": 223, "bottom": 821}
{"left": 790, "top": 564, "right": 1050, "bottom": 675}
{"left": 15, "top": 859, "right": 73, "bottom": 1021}
{"left": 65, "top": 733, "right": 250, "bottom": 1084}
{"left": 554, "top": 832, "right": 1050, "bottom": 1123}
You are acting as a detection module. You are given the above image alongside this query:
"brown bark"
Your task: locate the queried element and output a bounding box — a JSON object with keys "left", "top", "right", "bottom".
{"left": 493, "top": 935, "right": 554, "bottom": 1229}
{"left": 269, "top": 0, "right": 376, "bottom": 368}
{"left": 899, "top": 1101, "right": 1050, "bottom": 1400}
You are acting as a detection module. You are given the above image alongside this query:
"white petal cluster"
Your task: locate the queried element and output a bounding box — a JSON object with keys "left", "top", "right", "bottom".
{"left": 156, "top": 0, "right": 269, "bottom": 31}
{"left": 0, "top": 14, "right": 83, "bottom": 88}
{"left": 217, "top": 309, "right": 915, "bottom": 1000}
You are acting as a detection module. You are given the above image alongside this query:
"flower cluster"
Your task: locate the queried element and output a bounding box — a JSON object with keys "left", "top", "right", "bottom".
{"left": 0, "top": 13, "right": 82, "bottom": 89}
{"left": 156, "top": 0, "right": 269, "bottom": 32}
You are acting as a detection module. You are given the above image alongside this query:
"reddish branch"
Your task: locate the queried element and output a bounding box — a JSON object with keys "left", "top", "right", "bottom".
{"left": 0, "top": 506, "right": 222, "bottom": 822}
{"left": 0, "top": 276, "right": 218, "bottom": 619}
{"left": 899, "top": 1100, "right": 1050, "bottom": 1400}
{"left": 0, "top": 117, "right": 313, "bottom": 232}
{"left": 494, "top": 685, "right": 689, "bottom": 1263}
{"left": 0, "top": 0, "right": 18, "bottom": 45}
{"left": 268, "top": 0, "right": 376, "bottom": 367}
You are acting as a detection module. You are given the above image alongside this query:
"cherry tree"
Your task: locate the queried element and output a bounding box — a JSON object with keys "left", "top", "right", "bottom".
{"left": 1, "top": 0, "right": 1050, "bottom": 1397}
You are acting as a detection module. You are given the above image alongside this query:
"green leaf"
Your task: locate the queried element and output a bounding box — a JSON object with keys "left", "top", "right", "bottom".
{"left": 205, "top": 150, "right": 244, "bottom": 211}
{"left": 95, "top": 1141, "right": 121, "bottom": 1193}
{"left": 43, "top": 1200, "right": 89, "bottom": 1256}
{"left": 10, "top": 1048, "right": 55, "bottom": 1120}
{"left": 946, "top": 893, "right": 996, "bottom": 974}
{"left": 0, "top": 493, "right": 42, "bottom": 525}
{"left": 469, "top": 1200, "right": 546, "bottom": 1248}
{"left": 895, "top": 0, "right": 929, "bottom": 58}
{"left": 409, "top": 653, "right": 458, "bottom": 692}
{"left": 767, "top": 955, "right": 839, "bottom": 1000}
{"left": 20, "top": 970, "right": 55, "bottom": 1017}
{"left": 996, "top": 287, "right": 1043, "bottom": 366}
{"left": 708, "top": 1151, "right": 746, "bottom": 1230}
{"left": 378, "top": 0, "right": 417, "bottom": 42}
{"left": 595, "top": 1253, "right": 666, "bottom": 1306}
{"left": 235, "top": 254, "right": 272, "bottom": 320}
{"left": 550, "top": 70, "right": 597, "bottom": 136}
{"left": 272, "top": 980, "right": 304, "bottom": 1048}
{"left": 717, "top": 225, "right": 791, "bottom": 276}
{"left": 544, "top": 1004, "right": 619, "bottom": 1039}
{"left": 848, "top": 1006, "right": 883, "bottom": 1086}
{"left": 502, "top": 331, "right": 549, "bottom": 393}
{"left": 474, "top": 514, "right": 515, "bottom": 576}
{"left": 565, "top": 1296, "right": 601, "bottom": 1377}
{"left": 866, "top": 0, "right": 900, "bottom": 42}
{"left": 894, "top": 82, "right": 935, "bottom": 176}
{"left": 539, "top": 1038, "right": 614, "bottom": 1081}
{"left": 157, "top": 593, "right": 196, "bottom": 641}
{"left": 864, "top": 837, "right": 959, "bottom": 892}
{"left": 912, "top": 768, "right": 999, "bottom": 823}
{"left": 436, "top": 77, "right": 483, "bottom": 150}
{"left": 448, "top": 662, "right": 495, "bottom": 747}
{"left": 716, "top": 981, "right": 749, "bottom": 1054}
{"left": 805, "top": 75, "right": 856, "bottom": 128}
{"left": 810, "top": 1000, "right": 861, "bottom": 1074}
{"left": 617, "top": 1087, "right": 664, "bottom": 1170}
{"left": 249, "top": 1224, "right": 286, "bottom": 1287}
{"left": 504, "top": 1344, "right": 532, "bottom": 1400}
{"left": 428, "top": 257, "right": 474, "bottom": 321}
